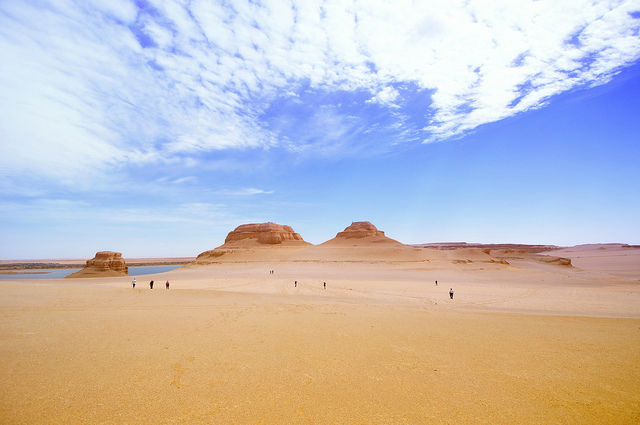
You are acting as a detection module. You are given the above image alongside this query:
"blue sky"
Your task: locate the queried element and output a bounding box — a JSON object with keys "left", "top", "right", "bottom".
{"left": 1, "top": 0, "right": 639, "bottom": 258}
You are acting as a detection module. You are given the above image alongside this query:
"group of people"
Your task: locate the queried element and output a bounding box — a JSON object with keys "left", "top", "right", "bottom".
{"left": 131, "top": 278, "right": 169, "bottom": 289}
{"left": 133, "top": 273, "right": 449, "bottom": 297}
{"left": 293, "top": 280, "right": 327, "bottom": 289}
{"left": 436, "top": 280, "right": 455, "bottom": 299}
{"left": 132, "top": 273, "right": 449, "bottom": 298}
{"left": 270, "top": 269, "right": 326, "bottom": 290}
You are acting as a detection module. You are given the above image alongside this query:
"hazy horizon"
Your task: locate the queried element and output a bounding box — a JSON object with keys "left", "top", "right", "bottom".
{"left": 1, "top": 1, "right": 639, "bottom": 258}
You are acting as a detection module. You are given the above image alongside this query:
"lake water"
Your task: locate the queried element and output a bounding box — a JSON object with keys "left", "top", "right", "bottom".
{"left": 0, "top": 265, "right": 182, "bottom": 280}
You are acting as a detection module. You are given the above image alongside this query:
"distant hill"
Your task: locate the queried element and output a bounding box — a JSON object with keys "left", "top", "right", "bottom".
{"left": 412, "top": 242, "right": 558, "bottom": 253}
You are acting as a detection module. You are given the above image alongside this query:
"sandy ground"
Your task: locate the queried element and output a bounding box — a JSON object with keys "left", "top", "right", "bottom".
{"left": 1, "top": 245, "right": 639, "bottom": 424}
{"left": 548, "top": 244, "right": 640, "bottom": 280}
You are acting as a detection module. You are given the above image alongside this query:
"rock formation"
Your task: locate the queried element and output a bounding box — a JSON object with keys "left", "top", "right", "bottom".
{"left": 539, "top": 256, "right": 572, "bottom": 266}
{"left": 224, "top": 223, "right": 305, "bottom": 245}
{"left": 335, "top": 221, "right": 387, "bottom": 239}
{"left": 66, "top": 251, "right": 128, "bottom": 278}
{"left": 321, "top": 221, "right": 402, "bottom": 246}
{"left": 191, "top": 222, "right": 309, "bottom": 264}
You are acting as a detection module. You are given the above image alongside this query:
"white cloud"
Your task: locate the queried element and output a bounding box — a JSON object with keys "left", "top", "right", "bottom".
{"left": 235, "top": 188, "right": 274, "bottom": 196}
{"left": 210, "top": 188, "right": 275, "bottom": 196}
{"left": 1, "top": 0, "right": 639, "bottom": 185}
{"left": 367, "top": 86, "right": 400, "bottom": 108}
{"left": 172, "top": 176, "right": 197, "bottom": 185}
{"left": 85, "top": 0, "right": 138, "bottom": 25}
{"left": 0, "top": 198, "right": 229, "bottom": 226}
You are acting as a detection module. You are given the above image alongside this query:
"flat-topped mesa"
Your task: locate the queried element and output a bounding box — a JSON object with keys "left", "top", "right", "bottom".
{"left": 225, "top": 222, "right": 305, "bottom": 245}
{"left": 335, "top": 221, "right": 386, "bottom": 239}
{"left": 191, "top": 222, "right": 309, "bottom": 265}
{"left": 66, "top": 251, "right": 128, "bottom": 278}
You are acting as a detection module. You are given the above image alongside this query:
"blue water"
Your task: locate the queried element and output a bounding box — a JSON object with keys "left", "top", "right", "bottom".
{"left": 128, "top": 265, "right": 181, "bottom": 276}
{"left": 0, "top": 265, "right": 181, "bottom": 280}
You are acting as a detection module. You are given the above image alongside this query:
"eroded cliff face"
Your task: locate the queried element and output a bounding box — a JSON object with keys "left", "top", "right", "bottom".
{"left": 66, "top": 251, "right": 128, "bottom": 278}
{"left": 224, "top": 223, "right": 305, "bottom": 245}
{"left": 335, "top": 221, "right": 386, "bottom": 239}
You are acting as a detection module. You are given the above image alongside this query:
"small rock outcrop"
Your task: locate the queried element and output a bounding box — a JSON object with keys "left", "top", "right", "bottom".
{"left": 335, "top": 221, "right": 387, "bottom": 239}
{"left": 224, "top": 223, "right": 305, "bottom": 245}
{"left": 539, "top": 256, "right": 572, "bottom": 266}
{"left": 66, "top": 251, "right": 128, "bottom": 278}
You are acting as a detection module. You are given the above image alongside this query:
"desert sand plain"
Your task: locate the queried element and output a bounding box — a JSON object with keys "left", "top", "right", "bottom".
{"left": 1, "top": 223, "right": 639, "bottom": 424}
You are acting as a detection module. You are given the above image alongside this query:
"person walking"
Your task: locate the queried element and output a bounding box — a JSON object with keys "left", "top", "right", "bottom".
{"left": 165, "top": 281, "right": 170, "bottom": 290}
{"left": 132, "top": 277, "right": 136, "bottom": 289}
{"left": 323, "top": 281, "right": 326, "bottom": 290}
{"left": 150, "top": 280, "right": 154, "bottom": 289}
{"left": 294, "top": 280, "right": 297, "bottom": 288}
{"left": 449, "top": 288, "right": 454, "bottom": 299}
{"left": 435, "top": 280, "right": 438, "bottom": 286}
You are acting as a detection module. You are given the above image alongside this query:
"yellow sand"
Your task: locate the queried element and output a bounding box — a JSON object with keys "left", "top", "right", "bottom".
{"left": 1, "top": 245, "right": 639, "bottom": 424}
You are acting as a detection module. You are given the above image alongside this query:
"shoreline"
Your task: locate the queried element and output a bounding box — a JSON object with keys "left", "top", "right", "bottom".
{"left": 0, "top": 257, "right": 195, "bottom": 271}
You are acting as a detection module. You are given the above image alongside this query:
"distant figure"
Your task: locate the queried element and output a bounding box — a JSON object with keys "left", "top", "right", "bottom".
{"left": 294, "top": 280, "right": 297, "bottom": 288}
{"left": 435, "top": 280, "right": 438, "bottom": 286}
{"left": 150, "top": 280, "right": 154, "bottom": 289}
{"left": 449, "top": 288, "right": 454, "bottom": 299}
{"left": 323, "top": 281, "right": 326, "bottom": 290}
{"left": 165, "top": 281, "right": 170, "bottom": 289}
{"left": 132, "top": 278, "right": 136, "bottom": 288}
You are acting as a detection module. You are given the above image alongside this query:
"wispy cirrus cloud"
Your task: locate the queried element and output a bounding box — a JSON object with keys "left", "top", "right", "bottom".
{"left": 0, "top": 197, "right": 262, "bottom": 257}
{"left": 206, "top": 187, "right": 274, "bottom": 196}
{"left": 1, "top": 0, "right": 639, "bottom": 186}
{"left": 0, "top": 198, "right": 233, "bottom": 227}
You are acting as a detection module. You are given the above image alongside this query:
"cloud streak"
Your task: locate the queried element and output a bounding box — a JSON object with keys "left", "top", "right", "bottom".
{"left": 1, "top": 0, "right": 639, "bottom": 186}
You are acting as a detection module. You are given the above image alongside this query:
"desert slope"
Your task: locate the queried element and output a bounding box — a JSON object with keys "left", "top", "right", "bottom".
{"left": 544, "top": 244, "right": 640, "bottom": 279}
